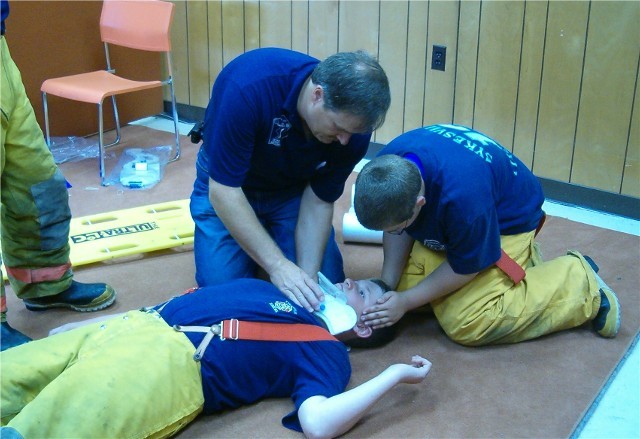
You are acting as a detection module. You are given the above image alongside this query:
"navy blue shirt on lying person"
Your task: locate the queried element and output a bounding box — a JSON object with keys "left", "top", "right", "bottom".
{"left": 379, "top": 124, "right": 545, "bottom": 275}
{"left": 1, "top": 0, "right": 9, "bottom": 34}
{"left": 201, "top": 47, "right": 370, "bottom": 202}
{"left": 156, "top": 278, "right": 351, "bottom": 432}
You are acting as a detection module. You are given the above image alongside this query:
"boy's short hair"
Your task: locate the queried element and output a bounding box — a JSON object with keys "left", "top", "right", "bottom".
{"left": 354, "top": 155, "right": 423, "bottom": 230}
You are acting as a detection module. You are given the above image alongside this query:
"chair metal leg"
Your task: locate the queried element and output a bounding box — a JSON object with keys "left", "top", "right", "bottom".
{"left": 168, "top": 80, "right": 180, "bottom": 163}
{"left": 98, "top": 103, "right": 107, "bottom": 186}
{"left": 111, "top": 95, "right": 122, "bottom": 145}
{"left": 41, "top": 92, "right": 52, "bottom": 147}
{"left": 104, "top": 95, "right": 121, "bottom": 149}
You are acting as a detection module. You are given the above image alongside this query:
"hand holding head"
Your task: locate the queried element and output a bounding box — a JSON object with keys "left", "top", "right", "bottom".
{"left": 315, "top": 274, "right": 396, "bottom": 348}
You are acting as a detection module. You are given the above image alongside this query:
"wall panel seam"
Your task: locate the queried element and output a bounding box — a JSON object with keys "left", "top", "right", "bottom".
{"left": 569, "top": 0, "right": 592, "bottom": 184}
{"left": 531, "top": 0, "right": 550, "bottom": 173}
{"left": 452, "top": 0, "right": 460, "bottom": 124}
{"left": 621, "top": 51, "right": 640, "bottom": 194}
{"left": 185, "top": 1, "right": 192, "bottom": 106}
{"left": 512, "top": 0, "right": 527, "bottom": 152}
{"left": 472, "top": 0, "right": 483, "bottom": 129}
{"left": 421, "top": 0, "right": 431, "bottom": 126}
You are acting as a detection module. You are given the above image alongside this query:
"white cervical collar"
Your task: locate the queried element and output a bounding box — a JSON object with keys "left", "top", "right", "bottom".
{"left": 313, "top": 272, "right": 357, "bottom": 335}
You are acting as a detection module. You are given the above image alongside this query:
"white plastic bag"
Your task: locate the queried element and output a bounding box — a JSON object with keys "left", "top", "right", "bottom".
{"left": 105, "top": 146, "right": 172, "bottom": 189}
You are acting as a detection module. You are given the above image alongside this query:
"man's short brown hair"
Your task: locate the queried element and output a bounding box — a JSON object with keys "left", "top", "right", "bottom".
{"left": 354, "top": 155, "right": 422, "bottom": 230}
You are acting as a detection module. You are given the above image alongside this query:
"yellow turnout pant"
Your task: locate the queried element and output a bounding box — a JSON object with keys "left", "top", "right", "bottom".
{"left": 397, "top": 231, "right": 600, "bottom": 346}
{"left": 1, "top": 310, "right": 204, "bottom": 438}
{"left": 1, "top": 35, "right": 74, "bottom": 311}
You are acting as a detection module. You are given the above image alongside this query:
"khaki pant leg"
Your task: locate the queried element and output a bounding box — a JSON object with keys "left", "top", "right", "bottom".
{"left": 0, "top": 36, "right": 72, "bottom": 300}
{"left": 396, "top": 232, "right": 600, "bottom": 346}
{"left": 3, "top": 311, "right": 204, "bottom": 438}
{"left": 396, "top": 242, "right": 447, "bottom": 292}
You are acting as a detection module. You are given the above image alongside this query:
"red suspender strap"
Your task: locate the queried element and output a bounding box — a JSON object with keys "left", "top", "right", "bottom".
{"left": 495, "top": 249, "right": 526, "bottom": 284}
{"left": 5, "top": 262, "right": 72, "bottom": 284}
{"left": 175, "top": 319, "right": 339, "bottom": 361}
{"left": 221, "top": 319, "right": 338, "bottom": 342}
{"left": 494, "top": 213, "right": 546, "bottom": 284}
{"left": 535, "top": 212, "right": 546, "bottom": 237}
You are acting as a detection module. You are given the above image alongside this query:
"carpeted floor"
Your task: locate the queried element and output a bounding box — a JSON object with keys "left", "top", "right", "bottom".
{"left": 4, "top": 126, "right": 639, "bottom": 438}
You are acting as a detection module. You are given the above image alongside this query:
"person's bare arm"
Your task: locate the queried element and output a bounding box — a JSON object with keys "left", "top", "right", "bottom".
{"left": 297, "top": 355, "right": 432, "bottom": 439}
{"left": 380, "top": 231, "right": 414, "bottom": 289}
{"left": 295, "top": 185, "right": 334, "bottom": 281}
{"left": 363, "top": 261, "right": 477, "bottom": 328}
{"left": 209, "top": 178, "right": 322, "bottom": 311}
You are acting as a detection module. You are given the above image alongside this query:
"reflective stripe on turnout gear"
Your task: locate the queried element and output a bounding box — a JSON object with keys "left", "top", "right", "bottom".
{"left": 5, "top": 262, "right": 71, "bottom": 284}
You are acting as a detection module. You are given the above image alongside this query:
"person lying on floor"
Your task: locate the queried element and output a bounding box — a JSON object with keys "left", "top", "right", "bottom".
{"left": 1, "top": 275, "right": 431, "bottom": 439}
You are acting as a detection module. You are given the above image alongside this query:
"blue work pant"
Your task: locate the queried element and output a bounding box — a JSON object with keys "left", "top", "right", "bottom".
{"left": 190, "top": 155, "right": 344, "bottom": 287}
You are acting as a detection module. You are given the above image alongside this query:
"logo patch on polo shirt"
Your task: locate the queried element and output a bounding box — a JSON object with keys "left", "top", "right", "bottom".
{"left": 268, "top": 116, "right": 291, "bottom": 147}
{"left": 270, "top": 300, "right": 297, "bottom": 314}
{"left": 422, "top": 239, "right": 445, "bottom": 251}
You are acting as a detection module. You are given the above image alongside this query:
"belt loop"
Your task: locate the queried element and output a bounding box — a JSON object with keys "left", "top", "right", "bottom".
{"left": 535, "top": 212, "right": 546, "bottom": 237}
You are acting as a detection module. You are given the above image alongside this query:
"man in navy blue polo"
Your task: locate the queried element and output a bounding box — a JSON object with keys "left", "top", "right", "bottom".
{"left": 190, "top": 48, "right": 390, "bottom": 311}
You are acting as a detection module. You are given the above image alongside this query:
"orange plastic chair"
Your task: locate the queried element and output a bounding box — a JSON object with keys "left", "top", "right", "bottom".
{"left": 41, "top": 0, "right": 180, "bottom": 185}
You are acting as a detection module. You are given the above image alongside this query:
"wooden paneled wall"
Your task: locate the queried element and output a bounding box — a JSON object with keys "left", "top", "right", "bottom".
{"left": 9, "top": 1, "right": 162, "bottom": 138}
{"left": 169, "top": 0, "right": 639, "bottom": 198}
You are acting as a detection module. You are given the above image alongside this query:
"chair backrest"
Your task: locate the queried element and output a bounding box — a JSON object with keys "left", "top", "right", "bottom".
{"left": 100, "top": 0, "right": 174, "bottom": 52}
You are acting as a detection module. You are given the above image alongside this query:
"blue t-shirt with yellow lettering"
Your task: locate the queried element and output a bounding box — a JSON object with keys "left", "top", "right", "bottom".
{"left": 379, "top": 124, "right": 544, "bottom": 274}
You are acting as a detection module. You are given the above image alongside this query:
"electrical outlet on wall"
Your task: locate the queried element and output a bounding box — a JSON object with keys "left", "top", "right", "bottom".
{"left": 431, "top": 45, "right": 446, "bottom": 71}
